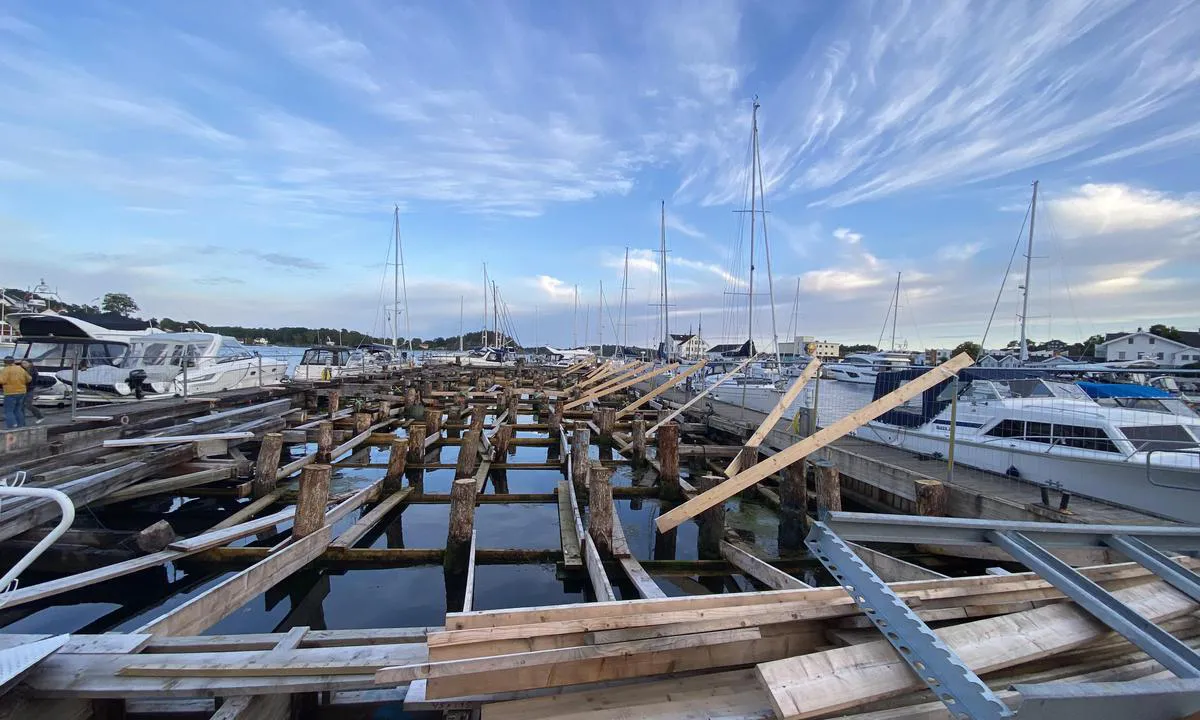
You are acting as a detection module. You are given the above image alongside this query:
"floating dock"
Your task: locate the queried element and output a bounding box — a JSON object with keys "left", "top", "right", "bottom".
{"left": 0, "top": 359, "right": 1196, "bottom": 719}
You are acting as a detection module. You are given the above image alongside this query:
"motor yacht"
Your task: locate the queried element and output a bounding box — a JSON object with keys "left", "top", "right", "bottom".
{"left": 857, "top": 369, "right": 1200, "bottom": 522}
{"left": 823, "top": 351, "right": 913, "bottom": 385}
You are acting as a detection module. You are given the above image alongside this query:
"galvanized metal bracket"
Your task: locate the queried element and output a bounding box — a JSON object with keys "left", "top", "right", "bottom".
{"left": 805, "top": 521, "right": 1012, "bottom": 720}
{"left": 0, "top": 634, "right": 69, "bottom": 697}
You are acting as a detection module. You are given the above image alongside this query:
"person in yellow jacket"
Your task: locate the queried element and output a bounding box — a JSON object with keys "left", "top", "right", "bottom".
{"left": 1, "top": 356, "right": 32, "bottom": 429}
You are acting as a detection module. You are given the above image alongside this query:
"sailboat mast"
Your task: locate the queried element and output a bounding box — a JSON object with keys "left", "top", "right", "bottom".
{"left": 1019, "top": 181, "right": 1038, "bottom": 363}
{"left": 392, "top": 206, "right": 400, "bottom": 351}
{"left": 752, "top": 97, "right": 782, "bottom": 370}
{"left": 482, "top": 264, "right": 489, "bottom": 348}
{"left": 598, "top": 281, "right": 604, "bottom": 358}
{"left": 660, "top": 200, "right": 670, "bottom": 361}
{"left": 572, "top": 285, "right": 578, "bottom": 348}
{"left": 459, "top": 296, "right": 464, "bottom": 352}
{"left": 747, "top": 100, "right": 758, "bottom": 358}
{"left": 492, "top": 282, "right": 499, "bottom": 347}
{"left": 621, "top": 247, "right": 630, "bottom": 358}
{"left": 890, "top": 272, "right": 901, "bottom": 351}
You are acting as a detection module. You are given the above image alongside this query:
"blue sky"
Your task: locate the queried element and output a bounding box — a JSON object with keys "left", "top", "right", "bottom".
{"left": 2, "top": 0, "right": 1199, "bottom": 349}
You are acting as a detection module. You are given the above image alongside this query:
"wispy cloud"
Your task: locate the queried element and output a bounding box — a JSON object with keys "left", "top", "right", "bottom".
{"left": 665, "top": 212, "right": 706, "bottom": 239}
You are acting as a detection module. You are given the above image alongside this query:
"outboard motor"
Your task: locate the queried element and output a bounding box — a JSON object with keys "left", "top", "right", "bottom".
{"left": 127, "top": 369, "right": 148, "bottom": 400}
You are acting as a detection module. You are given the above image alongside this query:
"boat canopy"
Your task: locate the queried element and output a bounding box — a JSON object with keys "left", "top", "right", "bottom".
{"left": 873, "top": 368, "right": 1053, "bottom": 428}
{"left": 1077, "top": 382, "right": 1171, "bottom": 399}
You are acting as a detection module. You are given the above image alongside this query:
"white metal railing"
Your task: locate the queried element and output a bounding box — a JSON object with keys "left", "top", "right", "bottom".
{"left": 0, "top": 472, "right": 75, "bottom": 608}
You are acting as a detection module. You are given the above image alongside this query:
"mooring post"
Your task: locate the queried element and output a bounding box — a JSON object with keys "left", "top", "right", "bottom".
{"left": 403, "top": 387, "right": 417, "bottom": 411}
{"left": 377, "top": 400, "right": 391, "bottom": 422}
{"left": 493, "top": 424, "right": 513, "bottom": 459}
{"left": 657, "top": 421, "right": 681, "bottom": 499}
{"left": 446, "top": 405, "right": 463, "bottom": 439}
{"left": 315, "top": 421, "right": 334, "bottom": 463}
{"left": 571, "top": 426, "right": 591, "bottom": 495}
{"left": 407, "top": 423, "right": 427, "bottom": 463}
{"left": 445, "top": 478, "right": 477, "bottom": 573}
{"left": 915, "top": 479, "right": 948, "bottom": 517}
{"left": 328, "top": 390, "right": 341, "bottom": 416}
{"left": 549, "top": 401, "right": 563, "bottom": 436}
{"left": 631, "top": 417, "right": 647, "bottom": 465}
{"left": 353, "top": 411, "right": 372, "bottom": 435}
{"left": 420, "top": 380, "right": 433, "bottom": 401}
{"left": 424, "top": 408, "right": 442, "bottom": 439}
{"left": 455, "top": 422, "right": 481, "bottom": 477}
{"left": 812, "top": 458, "right": 842, "bottom": 517}
{"left": 778, "top": 461, "right": 808, "bottom": 553}
{"left": 588, "top": 461, "right": 614, "bottom": 557}
{"left": 252, "top": 432, "right": 284, "bottom": 499}
{"left": 294, "top": 464, "right": 332, "bottom": 539}
{"left": 384, "top": 438, "right": 408, "bottom": 492}
{"left": 696, "top": 474, "right": 725, "bottom": 560}
{"left": 597, "top": 407, "right": 616, "bottom": 442}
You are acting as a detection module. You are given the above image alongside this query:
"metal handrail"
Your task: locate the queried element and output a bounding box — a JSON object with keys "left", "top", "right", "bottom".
{"left": 0, "top": 472, "right": 75, "bottom": 607}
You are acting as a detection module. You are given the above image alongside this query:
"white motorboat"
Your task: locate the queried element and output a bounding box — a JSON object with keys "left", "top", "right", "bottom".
{"left": 456, "top": 347, "right": 517, "bottom": 368}
{"left": 857, "top": 369, "right": 1200, "bottom": 523}
{"left": 61, "top": 332, "right": 287, "bottom": 400}
{"left": 291, "top": 344, "right": 406, "bottom": 381}
{"left": 823, "top": 351, "right": 914, "bottom": 385}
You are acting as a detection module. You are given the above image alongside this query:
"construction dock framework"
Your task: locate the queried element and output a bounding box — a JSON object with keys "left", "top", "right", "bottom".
{"left": 0, "top": 355, "right": 1197, "bottom": 719}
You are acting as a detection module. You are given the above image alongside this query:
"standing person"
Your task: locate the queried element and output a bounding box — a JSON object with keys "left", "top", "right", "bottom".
{"left": 19, "top": 360, "right": 44, "bottom": 424}
{"left": 1, "top": 356, "right": 31, "bottom": 429}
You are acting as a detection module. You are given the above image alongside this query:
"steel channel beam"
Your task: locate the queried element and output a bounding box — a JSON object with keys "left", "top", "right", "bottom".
{"left": 1102, "top": 534, "right": 1200, "bottom": 603}
{"left": 823, "top": 512, "right": 1200, "bottom": 551}
{"left": 988, "top": 530, "right": 1200, "bottom": 679}
{"left": 1010, "top": 679, "right": 1200, "bottom": 720}
{"left": 806, "top": 522, "right": 1012, "bottom": 720}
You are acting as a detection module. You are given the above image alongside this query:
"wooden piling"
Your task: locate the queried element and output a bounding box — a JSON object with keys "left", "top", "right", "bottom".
{"left": 424, "top": 408, "right": 442, "bottom": 438}
{"left": 812, "top": 458, "right": 842, "bottom": 516}
{"left": 571, "top": 427, "right": 591, "bottom": 495}
{"left": 455, "top": 424, "right": 481, "bottom": 477}
{"left": 376, "top": 400, "right": 391, "bottom": 422}
{"left": 549, "top": 402, "right": 563, "bottom": 436}
{"left": 407, "top": 423, "right": 426, "bottom": 463}
{"left": 252, "top": 432, "right": 284, "bottom": 498}
{"left": 588, "top": 461, "right": 614, "bottom": 557}
{"left": 353, "top": 411, "right": 372, "bottom": 435}
{"left": 384, "top": 438, "right": 408, "bottom": 492}
{"left": 315, "top": 421, "right": 334, "bottom": 463}
{"left": 597, "top": 407, "right": 616, "bottom": 441}
{"left": 294, "top": 464, "right": 332, "bottom": 539}
{"left": 446, "top": 405, "right": 463, "bottom": 439}
{"left": 631, "top": 417, "right": 647, "bottom": 465}
{"left": 445, "top": 478, "right": 477, "bottom": 573}
{"left": 778, "top": 461, "right": 807, "bottom": 553}
{"left": 327, "top": 390, "right": 341, "bottom": 416}
{"left": 696, "top": 474, "right": 725, "bottom": 560}
{"left": 657, "top": 422, "right": 681, "bottom": 499}
{"left": 493, "top": 425, "right": 513, "bottom": 459}
{"left": 915, "top": 479, "right": 948, "bottom": 517}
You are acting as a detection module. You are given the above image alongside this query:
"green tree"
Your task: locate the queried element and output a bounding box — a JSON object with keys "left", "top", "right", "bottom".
{"left": 951, "top": 341, "right": 982, "bottom": 361}
{"left": 101, "top": 292, "right": 139, "bottom": 316}
{"left": 1149, "top": 324, "right": 1182, "bottom": 342}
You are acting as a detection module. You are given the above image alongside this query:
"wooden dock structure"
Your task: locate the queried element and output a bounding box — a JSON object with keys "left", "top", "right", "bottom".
{"left": 0, "top": 358, "right": 1194, "bottom": 719}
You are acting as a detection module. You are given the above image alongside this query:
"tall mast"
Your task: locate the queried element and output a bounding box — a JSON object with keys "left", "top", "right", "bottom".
{"left": 492, "top": 282, "right": 499, "bottom": 347}
{"left": 747, "top": 100, "right": 758, "bottom": 358}
{"left": 753, "top": 96, "right": 782, "bottom": 370}
{"left": 482, "top": 264, "right": 489, "bottom": 348}
{"left": 621, "top": 247, "right": 630, "bottom": 358}
{"left": 660, "top": 200, "right": 670, "bottom": 361}
{"left": 598, "top": 281, "right": 604, "bottom": 358}
{"left": 1019, "top": 180, "right": 1038, "bottom": 363}
{"left": 890, "top": 272, "right": 901, "bottom": 351}
{"left": 459, "top": 296, "right": 464, "bottom": 352}
{"left": 392, "top": 206, "right": 400, "bottom": 351}
{"left": 572, "top": 285, "right": 578, "bottom": 348}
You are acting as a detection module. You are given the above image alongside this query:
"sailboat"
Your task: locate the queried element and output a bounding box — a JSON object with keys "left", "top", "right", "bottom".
{"left": 823, "top": 272, "right": 914, "bottom": 385}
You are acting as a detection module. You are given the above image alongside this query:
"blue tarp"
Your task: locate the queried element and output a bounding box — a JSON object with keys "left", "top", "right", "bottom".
{"left": 1077, "top": 382, "right": 1170, "bottom": 399}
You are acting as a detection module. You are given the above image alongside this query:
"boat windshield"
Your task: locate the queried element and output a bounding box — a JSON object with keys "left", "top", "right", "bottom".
{"left": 13, "top": 340, "right": 127, "bottom": 369}
{"left": 947, "top": 378, "right": 1093, "bottom": 403}
{"left": 1119, "top": 424, "right": 1200, "bottom": 453}
{"left": 302, "top": 348, "right": 350, "bottom": 366}
{"left": 123, "top": 341, "right": 174, "bottom": 367}
{"left": 216, "top": 338, "right": 254, "bottom": 364}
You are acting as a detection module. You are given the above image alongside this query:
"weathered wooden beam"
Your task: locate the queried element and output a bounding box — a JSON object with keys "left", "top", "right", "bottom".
{"left": 647, "top": 354, "right": 759, "bottom": 435}
{"left": 564, "top": 364, "right": 677, "bottom": 410}
{"left": 720, "top": 541, "right": 810, "bottom": 590}
{"left": 725, "top": 357, "right": 821, "bottom": 475}
{"left": 615, "top": 360, "right": 708, "bottom": 418}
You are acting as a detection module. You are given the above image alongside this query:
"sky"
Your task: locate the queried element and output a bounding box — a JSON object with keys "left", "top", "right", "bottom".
{"left": 2, "top": 0, "right": 1199, "bottom": 350}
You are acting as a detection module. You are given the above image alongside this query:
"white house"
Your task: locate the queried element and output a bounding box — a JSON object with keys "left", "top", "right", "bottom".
{"left": 777, "top": 335, "right": 841, "bottom": 360}
{"left": 669, "top": 333, "right": 707, "bottom": 361}
{"left": 1097, "top": 329, "right": 1200, "bottom": 366}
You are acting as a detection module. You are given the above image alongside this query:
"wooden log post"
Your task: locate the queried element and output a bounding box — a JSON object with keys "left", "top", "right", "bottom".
{"left": 445, "top": 478, "right": 478, "bottom": 573}
{"left": 424, "top": 408, "right": 442, "bottom": 439}
{"left": 315, "top": 421, "right": 334, "bottom": 463}
{"left": 812, "top": 458, "right": 842, "bottom": 518}
{"left": 420, "top": 380, "right": 433, "bottom": 401}
{"left": 588, "top": 462, "right": 614, "bottom": 557}
{"left": 404, "top": 387, "right": 417, "bottom": 411}
{"left": 915, "top": 479, "right": 949, "bottom": 517}
{"left": 631, "top": 417, "right": 647, "bottom": 466}
{"left": 570, "top": 427, "right": 591, "bottom": 495}
{"left": 657, "top": 422, "right": 681, "bottom": 500}
{"left": 407, "top": 423, "right": 427, "bottom": 463}
{"left": 597, "top": 407, "right": 616, "bottom": 442}
{"left": 493, "top": 425, "right": 513, "bottom": 459}
{"left": 252, "top": 432, "right": 284, "bottom": 498}
{"left": 696, "top": 474, "right": 725, "bottom": 560}
{"left": 376, "top": 400, "right": 391, "bottom": 422}
{"left": 353, "top": 411, "right": 372, "bottom": 435}
{"left": 446, "top": 405, "right": 463, "bottom": 439}
{"left": 778, "top": 461, "right": 808, "bottom": 554}
{"left": 327, "top": 390, "right": 341, "bottom": 416}
{"left": 384, "top": 438, "right": 408, "bottom": 492}
{"left": 293, "top": 464, "right": 332, "bottom": 539}
{"left": 549, "top": 402, "right": 563, "bottom": 436}
{"left": 455, "top": 425, "right": 481, "bottom": 477}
